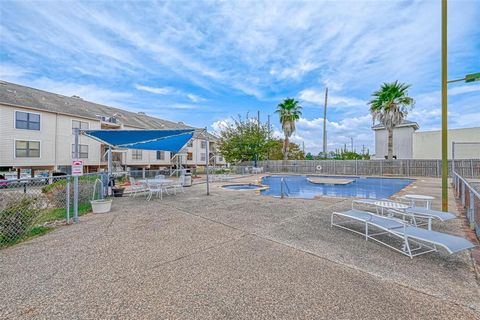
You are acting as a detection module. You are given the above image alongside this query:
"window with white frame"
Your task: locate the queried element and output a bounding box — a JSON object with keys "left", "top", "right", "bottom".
{"left": 15, "top": 111, "right": 40, "bottom": 130}
{"left": 187, "top": 140, "right": 193, "bottom": 147}
{"left": 200, "top": 140, "right": 207, "bottom": 149}
{"left": 71, "top": 144, "right": 88, "bottom": 158}
{"left": 200, "top": 153, "right": 206, "bottom": 161}
{"left": 72, "top": 120, "right": 89, "bottom": 134}
{"left": 15, "top": 140, "right": 40, "bottom": 157}
{"left": 218, "top": 156, "right": 223, "bottom": 162}
{"left": 187, "top": 152, "right": 193, "bottom": 160}
{"left": 156, "top": 151, "right": 165, "bottom": 160}
{"left": 132, "top": 149, "right": 142, "bottom": 160}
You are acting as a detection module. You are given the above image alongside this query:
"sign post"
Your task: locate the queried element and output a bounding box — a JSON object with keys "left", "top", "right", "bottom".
{"left": 73, "top": 128, "right": 81, "bottom": 223}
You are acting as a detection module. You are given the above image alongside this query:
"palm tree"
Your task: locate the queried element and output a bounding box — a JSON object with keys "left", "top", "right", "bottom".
{"left": 275, "top": 98, "right": 302, "bottom": 161}
{"left": 369, "top": 81, "right": 414, "bottom": 160}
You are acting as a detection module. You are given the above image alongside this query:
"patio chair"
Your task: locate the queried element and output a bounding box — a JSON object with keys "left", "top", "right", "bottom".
{"left": 129, "top": 177, "right": 146, "bottom": 197}
{"left": 167, "top": 175, "right": 185, "bottom": 195}
{"left": 146, "top": 179, "right": 164, "bottom": 201}
{"left": 331, "top": 209, "right": 475, "bottom": 258}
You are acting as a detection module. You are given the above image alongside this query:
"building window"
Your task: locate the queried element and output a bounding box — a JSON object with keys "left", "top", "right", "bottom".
{"left": 72, "top": 120, "right": 89, "bottom": 134}
{"left": 187, "top": 141, "right": 193, "bottom": 147}
{"left": 132, "top": 149, "right": 142, "bottom": 160}
{"left": 15, "top": 140, "right": 40, "bottom": 158}
{"left": 218, "top": 156, "right": 223, "bottom": 162}
{"left": 156, "top": 151, "right": 165, "bottom": 160}
{"left": 187, "top": 152, "right": 193, "bottom": 161}
{"left": 15, "top": 111, "right": 40, "bottom": 130}
{"left": 71, "top": 144, "right": 88, "bottom": 158}
{"left": 200, "top": 140, "right": 207, "bottom": 149}
{"left": 200, "top": 153, "right": 206, "bottom": 161}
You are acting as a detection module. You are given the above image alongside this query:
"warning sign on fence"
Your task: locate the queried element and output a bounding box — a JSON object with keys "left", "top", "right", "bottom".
{"left": 72, "top": 160, "right": 84, "bottom": 176}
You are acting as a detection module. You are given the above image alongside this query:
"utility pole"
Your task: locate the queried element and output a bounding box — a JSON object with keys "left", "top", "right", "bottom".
{"left": 350, "top": 137, "right": 354, "bottom": 152}
{"left": 441, "top": 0, "right": 448, "bottom": 211}
{"left": 267, "top": 114, "right": 271, "bottom": 161}
{"left": 302, "top": 141, "right": 305, "bottom": 154}
{"left": 323, "top": 87, "right": 328, "bottom": 157}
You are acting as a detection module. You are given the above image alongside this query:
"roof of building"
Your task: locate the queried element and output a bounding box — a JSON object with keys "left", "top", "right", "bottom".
{"left": 372, "top": 119, "right": 420, "bottom": 131}
{"left": 0, "top": 80, "right": 192, "bottom": 130}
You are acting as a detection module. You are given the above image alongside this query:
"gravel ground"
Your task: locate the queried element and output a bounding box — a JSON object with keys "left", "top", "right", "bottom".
{"left": 0, "top": 176, "right": 479, "bottom": 319}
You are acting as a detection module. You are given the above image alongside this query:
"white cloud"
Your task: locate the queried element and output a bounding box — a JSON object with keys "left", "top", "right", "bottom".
{"left": 0, "top": 64, "right": 29, "bottom": 79}
{"left": 135, "top": 84, "right": 174, "bottom": 95}
{"left": 25, "top": 77, "right": 131, "bottom": 107}
{"left": 291, "top": 115, "right": 373, "bottom": 154}
{"left": 187, "top": 93, "right": 206, "bottom": 102}
{"left": 449, "top": 83, "right": 480, "bottom": 96}
{"left": 299, "top": 88, "right": 366, "bottom": 107}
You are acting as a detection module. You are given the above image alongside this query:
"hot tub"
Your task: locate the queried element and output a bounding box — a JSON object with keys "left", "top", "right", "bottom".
{"left": 221, "top": 183, "right": 266, "bottom": 191}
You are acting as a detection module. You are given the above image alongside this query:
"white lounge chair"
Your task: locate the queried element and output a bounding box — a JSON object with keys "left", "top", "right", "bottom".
{"left": 353, "top": 198, "right": 456, "bottom": 230}
{"left": 331, "top": 209, "right": 475, "bottom": 258}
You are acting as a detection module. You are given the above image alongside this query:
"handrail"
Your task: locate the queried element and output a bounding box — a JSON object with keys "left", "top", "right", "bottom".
{"left": 453, "top": 170, "right": 480, "bottom": 198}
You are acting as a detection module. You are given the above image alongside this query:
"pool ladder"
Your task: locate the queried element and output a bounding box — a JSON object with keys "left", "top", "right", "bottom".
{"left": 280, "top": 178, "right": 291, "bottom": 198}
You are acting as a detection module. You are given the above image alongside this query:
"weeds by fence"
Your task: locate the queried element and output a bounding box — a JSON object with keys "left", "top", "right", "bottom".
{"left": 0, "top": 173, "right": 104, "bottom": 248}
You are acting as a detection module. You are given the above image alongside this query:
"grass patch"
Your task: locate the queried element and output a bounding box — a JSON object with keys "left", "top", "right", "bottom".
{"left": 38, "top": 202, "right": 92, "bottom": 225}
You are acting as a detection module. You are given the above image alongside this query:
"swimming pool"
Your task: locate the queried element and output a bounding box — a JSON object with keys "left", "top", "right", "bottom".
{"left": 261, "top": 175, "right": 414, "bottom": 199}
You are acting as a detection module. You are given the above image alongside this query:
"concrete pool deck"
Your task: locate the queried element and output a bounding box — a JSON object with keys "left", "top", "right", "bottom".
{"left": 0, "top": 176, "right": 479, "bottom": 319}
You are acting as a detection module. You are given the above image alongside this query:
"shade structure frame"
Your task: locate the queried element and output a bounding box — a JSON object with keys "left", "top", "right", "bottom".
{"left": 82, "top": 129, "right": 195, "bottom": 153}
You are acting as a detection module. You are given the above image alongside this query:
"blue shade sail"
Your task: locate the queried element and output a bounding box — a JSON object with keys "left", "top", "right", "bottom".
{"left": 83, "top": 129, "right": 195, "bottom": 152}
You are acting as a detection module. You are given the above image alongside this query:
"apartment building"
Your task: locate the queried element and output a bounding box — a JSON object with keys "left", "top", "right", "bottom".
{"left": 0, "top": 80, "right": 225, "bottom": 175}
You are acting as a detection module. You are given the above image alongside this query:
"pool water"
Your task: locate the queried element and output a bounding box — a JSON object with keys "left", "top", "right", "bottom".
{"left": 261, "top": 175, "right": 413, "bottom": 199}
{"left": 222, "top": 184, "right": 263, "bottom": 190}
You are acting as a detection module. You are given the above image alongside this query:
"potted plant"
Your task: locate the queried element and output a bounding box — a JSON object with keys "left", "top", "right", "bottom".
{"left": 112, "top": 186, "right": 125, "bottom": 197}
{"left": 90, "top": 179, "right": 112, "bottom": 213}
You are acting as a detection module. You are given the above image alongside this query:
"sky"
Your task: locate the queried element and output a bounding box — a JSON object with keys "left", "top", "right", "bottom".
{"left": 1, "top": 0, "right": 479, "bottom": 155}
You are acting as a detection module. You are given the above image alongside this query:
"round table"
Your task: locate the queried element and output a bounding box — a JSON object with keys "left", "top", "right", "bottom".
{"left": 403, "top": 194, "right": 435, "bottom": 209}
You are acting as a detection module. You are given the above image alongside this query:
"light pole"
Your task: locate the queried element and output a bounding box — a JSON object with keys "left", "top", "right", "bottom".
{"left": 441, "top": 0, "right": 480, "bottom": 212}
{"left": 441, "top": 0, "right": 448, "bottom": 212}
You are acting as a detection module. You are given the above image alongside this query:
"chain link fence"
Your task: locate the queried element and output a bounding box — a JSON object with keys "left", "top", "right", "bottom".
{"left": 0, "top": 173, "right": 105, "bottom": 248}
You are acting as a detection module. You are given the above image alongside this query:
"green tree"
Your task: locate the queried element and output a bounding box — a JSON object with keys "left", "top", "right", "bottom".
{"left": 217, "top": 115, "right": 271, "bottom": 163}
{"left": 267, "top": 139, "right": 305, "bottom": 160}
{"left": 369, "top": 81, "right": 414, "bottom": 160}
{"left": 305, "top": 152, "right": 314, "bottom": 160}
{"left": 275, "top": 98, "right": 302, "bottom": 161}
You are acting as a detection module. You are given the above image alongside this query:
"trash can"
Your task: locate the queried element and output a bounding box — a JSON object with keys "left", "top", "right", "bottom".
{"left": 183, "top": 169, "right": 192, "bottom": 187}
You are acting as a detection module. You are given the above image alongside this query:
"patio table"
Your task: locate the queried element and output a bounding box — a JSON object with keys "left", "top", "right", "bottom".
{"left": 403, "top": 194, "right": 435, "bottom": 210}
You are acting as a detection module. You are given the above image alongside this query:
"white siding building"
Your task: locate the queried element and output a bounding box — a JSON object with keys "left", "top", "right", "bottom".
{"left": 0, "top": 81, "right": 225, "bottom": 175}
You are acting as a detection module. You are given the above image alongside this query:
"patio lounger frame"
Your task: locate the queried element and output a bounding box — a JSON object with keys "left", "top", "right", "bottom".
{"left": 352, "top": 198, "right": 456, "bottom": 230}
{"left": 331, "top": 209, "right": 474, "bottom": 258}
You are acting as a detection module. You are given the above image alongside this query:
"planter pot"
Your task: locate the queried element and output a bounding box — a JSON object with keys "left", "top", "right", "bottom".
{"left": 90, "top": 199, "right": 112, "bottom": 214}
{"left": 112, "top": 187, "right": 125, "bottom": 197}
